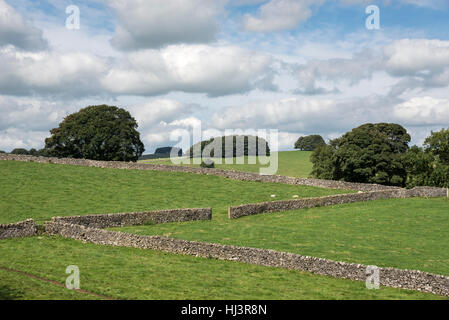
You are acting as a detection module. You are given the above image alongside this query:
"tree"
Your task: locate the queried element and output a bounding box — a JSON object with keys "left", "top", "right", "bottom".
{"left": 186, "top": 135, "right": 270, "bottom": 158}
{"left": 155, "top": 147, "right": 182, "bottom": 156}
{"left": 294, "top": 135, "right": 326, "bottom": 151}
{"left": 44, "top": 105, "right": 145, "bottom": 162}
{"left": 403, "top": 146, "right": 434, "bottom": 188}
{"left": 311, "top": 123, "right": 411, "bottom": 186}
{"left": 404, "top": 129, "right": 449, "bottom": 188}
{"left": 11, "top": 148, "right": 29, "bottom": 155}
{"left": 424, "top": 128, "right": 449, "bottom": 164}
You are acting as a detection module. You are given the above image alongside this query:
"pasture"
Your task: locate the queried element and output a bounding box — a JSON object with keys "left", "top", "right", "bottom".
{"left": 0, "top": 154, "right": 448, "bottom": 300}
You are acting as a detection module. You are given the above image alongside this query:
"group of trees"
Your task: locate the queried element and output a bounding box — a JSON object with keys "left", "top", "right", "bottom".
{"left": 186, "top": 135, "right": 270, "bottom": 158}
{"left": 2, "top": 148, "right": 49, "bottom": 156}
{"left": 294, "top": 135, "right": 325, "bottom": 151}
{"left": 310, "top": 123, "right": 449, "bottom": 188}
{"left": 3, "top": 103, "right": 447, "bottom": 189}
{"left": 403, "top": 129, "right": 449, "bottom": 188}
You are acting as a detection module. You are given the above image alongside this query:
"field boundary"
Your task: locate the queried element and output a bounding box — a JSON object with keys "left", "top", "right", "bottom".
{"left": 50, "top": 208, "right": 212, "bottom": 228}
{"left": 228, "top": 187, "right": 447, "bottom": 219}
{"left": 44, "top": 220, "right": 449, "bottom": 297}
{"left": 0, "top": 219, "right": 37, "bottom": 239}
{"left": 1, "top": 153, "right": 402, "bottom": 191}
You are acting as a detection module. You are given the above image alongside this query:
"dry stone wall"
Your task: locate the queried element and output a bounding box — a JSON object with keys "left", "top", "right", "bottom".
{"left": 0, "top": 219, "right": 37, "bottom": 239}
{"left": 229, "top": 187, "right": 447, "bottom": 219}
{"left": 0, "top": 153, "right": 400, "bottom": 191}
{"left": 50, "top": 208, "right": 212, "bottom": 229}
{"left": 45, "top": 220, "right": 449, "bottom": 297}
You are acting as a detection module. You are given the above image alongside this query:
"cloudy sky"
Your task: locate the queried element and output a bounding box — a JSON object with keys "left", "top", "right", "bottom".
{"left": 1, "top": 0, "right": 449, "bottom": 153}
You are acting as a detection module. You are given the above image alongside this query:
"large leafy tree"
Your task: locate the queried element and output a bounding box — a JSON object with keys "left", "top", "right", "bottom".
{"left": 44, "top": 105, "right": 145, "bottom": 162}
{"left": 294, "top": 135, "right": 326, "bottom": 151}
{"left": 311, "top": 123, "right": 411, "bottom": 186}
{"left": 424, "top": 128, "right": 449, "bottom": 164}
{"left": 404, "top": 129, "right": 449, "bottom": 188}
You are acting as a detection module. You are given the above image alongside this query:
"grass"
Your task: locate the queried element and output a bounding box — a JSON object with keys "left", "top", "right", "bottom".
{"left": 0, "top": 236, "right": 445, "bottom": 300}
{"left": 0, "top": 159, "right": 447, "bottom": 299}
{"left": 116, "top": 198, "right": 449, "bottom": 276}
{"left": 0, "top": 160, "right": 348, "bottom": 224}
{"left": 139, "top": 150, "right": 314, "bottom": 178}
{"left": 0, "top": 269, "right": 99, "bottom": 300}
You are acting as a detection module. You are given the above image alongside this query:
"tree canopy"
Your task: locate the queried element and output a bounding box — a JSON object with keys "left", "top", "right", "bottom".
{"left": 155, "top": 147, "right": 182, "bottom": 156}
{"left": 186, "top": 135, "right": 270, "bottom": 158}
{"left": 11, "top": 148, "right": 30, "bottom": 155}
{"left": 404, "top": 128, "right": 449, "bottom": 188}
{"left": 424, "top": 128, "right": 449, "bottom": 164}
{"left": 311, "top": 123, "right": 411, "bottom": 186}
{"left": 44, "top": 105, "right": 144, "bottom": 162}
{"left": 294, "top": 135, "right": 326, "bottom": 151}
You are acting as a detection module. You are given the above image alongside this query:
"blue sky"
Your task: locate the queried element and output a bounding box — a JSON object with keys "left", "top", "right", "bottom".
{"left": 1, "top": 0, "right": 449, "bottom": 153}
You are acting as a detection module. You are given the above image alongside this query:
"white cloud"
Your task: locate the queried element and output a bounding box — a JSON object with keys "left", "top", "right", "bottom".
{"left": 278, "top": 131, "right": 301, "bottom": 150}
{"left": 294, "top": 50, "right": 382, "bottom": 94}
{"left": 102, "top": 44, "right": 275, "bottom": 97}
{"left": 126, "top": 99, "right": 204, "bottom": 153}
{"left": 212, "top": 97, "right": 339, "bottom": 131}
{"left": 0, "top": 96, "right": 67, "bottom": 132}
{"left": 243, "top": 0, "right": 315, "bottom": 32}
{"left": 169, "top": 117, "right": 202, "bottom": 128}
{"left": 400, "top": 0, "right": 449, "bottom": 8}
{"left": 109, "top": 0, "right": 226, "bottom": 50}
{"left": 0, "top": 46, "right": 108, "bottom": 97}
{"left": 393, "top": 96, "right": 449, "bottom": 125}
{"left": 384, "top": 39, "right": 449, "bottom": 76}
{"left": 289, "top": 39, "right": 449, "bottom": 95}
{"left": 0, "top": 128, "right": 49, "bottom": 151}
{"left": 0, "top": 0, "right": 48, "bottom": 50}
{"left": 128, "top": 99, "right": 196, "bottom": 127}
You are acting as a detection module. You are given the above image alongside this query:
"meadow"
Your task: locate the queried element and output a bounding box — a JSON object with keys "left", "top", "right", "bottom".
{"left": 0, "top": 152, "right": 448, "bottom": 300}
{"left": 139, "top": 150, "right": 314, "bottom": 178}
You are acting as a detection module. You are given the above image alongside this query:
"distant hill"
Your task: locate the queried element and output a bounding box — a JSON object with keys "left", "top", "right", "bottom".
{"left": 138, "top": 146, "right": 182, "bottom": 160}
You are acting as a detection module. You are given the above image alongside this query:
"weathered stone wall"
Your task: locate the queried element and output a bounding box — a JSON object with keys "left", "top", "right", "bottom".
{"left": 229, "top": 187, "right": 447, "bottom": 219}
{"left": 45, "top": 220, "right": 449, "bottom": 297}
{"left": 50, "top": 208, "right": 212, "bottom": 229}
{"left": 0, "top": 153, "right": 401, "bottom": 191}
{"left": 0, "top": 219, "right": 37, "bottom": 239}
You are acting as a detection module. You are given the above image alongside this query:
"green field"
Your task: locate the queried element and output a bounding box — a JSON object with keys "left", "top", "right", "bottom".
{"left": 139, "top": 150, "right": 314, "bottom": 178}
{"left": 0, "top": 160, "right": 345, "bottom": 224}
{"left": 0, "top": 159, "right": 448, "bottom": 299}
{"left": 116, "top": 198, "right": 449, "bottom": 276}
{"left": 0, "top": 237, "right": 443, "bottom": 300}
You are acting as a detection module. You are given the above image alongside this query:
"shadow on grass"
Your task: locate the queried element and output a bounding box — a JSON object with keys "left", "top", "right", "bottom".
{"left": 0, "top": 285, "right": 24, "bottom": 300}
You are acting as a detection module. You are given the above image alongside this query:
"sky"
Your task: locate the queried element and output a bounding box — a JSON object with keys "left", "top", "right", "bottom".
{"left": 1, "top": 0, "right": 449, "bottom": 153}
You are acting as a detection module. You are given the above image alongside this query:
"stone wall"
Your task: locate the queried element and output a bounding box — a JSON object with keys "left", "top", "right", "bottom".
{"left": 229, "top": 187, "right": 447, "bottom": 219}
{"left": 50, "top": 208, "right": 212, "bottom": 229}
{"left": 0, "top": 153, "right": 400, "bottom": 191}
{"left": 45, "top": 220, "right": 449, "bottom": 297}
{"left": 0, "top": 219, "right": 37, "bottom": 239}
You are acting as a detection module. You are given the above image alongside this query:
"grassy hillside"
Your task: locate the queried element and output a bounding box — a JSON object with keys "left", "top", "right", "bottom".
{"left": 0, "top": 268, "right": 99, "bottom": 300}
{"left": 0, "top": 237, "right": 444, "bottom": 300}
{"left": 117, "top": 197, "right": 449, "bottom": 276}
{"left": 0, "top": 160, "right": 447, "bottom": 299}
{"left": 0, "top": 160, "right": 346, "bottom": 224}
{"left": 139, "top": 150, "right": 314, "bottom": 178}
